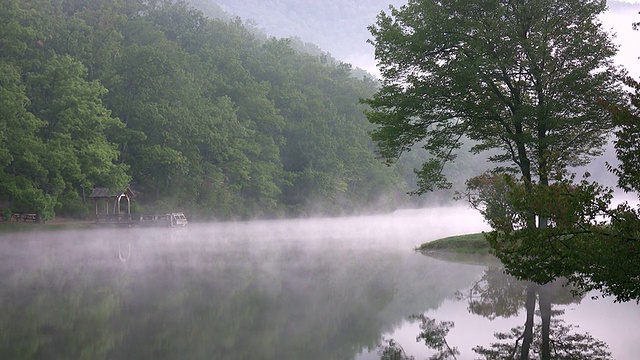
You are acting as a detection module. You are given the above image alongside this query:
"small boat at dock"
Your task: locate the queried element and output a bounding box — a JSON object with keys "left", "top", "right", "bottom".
{"left": 139, "top": 212, "right": 188, "bottom": 228}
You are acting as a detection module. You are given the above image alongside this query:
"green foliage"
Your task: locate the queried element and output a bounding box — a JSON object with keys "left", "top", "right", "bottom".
{"left": 417, "top": 233, "right": 489, "bottom": 254}
{"left": 365, "top": 0, "right": 623, "bottom": 193}
{"left": 606, "top": 76, "right": 640, "bottom": 196}
{"left": 365, "top": 0, "right": 640, "bottom": 304}
{"left": 0, "top": 0, "right": 410, "bottom": 219}
{"left": 456, "top": 172, "right": 518, "bottom": 229}
{"left": 485, "top": 179, "right": 640, "bottom": 302}
{"left": 378, "top": 338, "right": 413, "bottom": 360}
{"left": 0, "top": 0, "right": 133, "bottom": 220}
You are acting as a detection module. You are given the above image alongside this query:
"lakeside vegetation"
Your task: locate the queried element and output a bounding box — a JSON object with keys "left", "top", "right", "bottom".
{"left": 417, "top": 233, "right": 489, "bottom": 254}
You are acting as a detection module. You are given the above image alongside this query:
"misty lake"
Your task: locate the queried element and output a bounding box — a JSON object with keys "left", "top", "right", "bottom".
{"left": 1, "top": 206, "right": 638, "bottom": 359}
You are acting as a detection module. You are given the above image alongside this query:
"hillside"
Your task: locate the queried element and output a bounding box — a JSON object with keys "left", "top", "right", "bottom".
{"left": 0, "top": 0, "right": 411, "bottom": 221}
{"left": 190, "top": 0, "right": 408, "bottom": 75}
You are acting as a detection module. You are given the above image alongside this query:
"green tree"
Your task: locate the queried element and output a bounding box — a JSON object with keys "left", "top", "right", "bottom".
{"left": 491, "top": 73, "right": 640, "bottom": 302}
{"left": 482, "top": 64, "right": 640, "bottom": 303}
{"left": 0, "top": 63, "right": 52, "bottom": 219}
{"left": 250, "top": 39, "right": 401, "bottom": 215}
{"left": 0, "top": 0, "right": 132, "bottom": 220}
{"left": 365, "top": 1, "right": 624, "bottom": 355}
{"left": 365, "top": 0, "right": 622, "bottom": 195}
{"left": 25, "top": 54, "right": 130, "bottom": 216}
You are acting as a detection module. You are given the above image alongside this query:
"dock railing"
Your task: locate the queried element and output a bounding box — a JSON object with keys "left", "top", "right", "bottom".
{"left": 94, "top": 214, "right": 138, "bottom": 225}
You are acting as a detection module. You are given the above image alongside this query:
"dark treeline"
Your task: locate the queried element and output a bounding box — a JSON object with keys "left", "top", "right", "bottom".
{"left": 0, "top": 0, "right": 435, "bottom": 221}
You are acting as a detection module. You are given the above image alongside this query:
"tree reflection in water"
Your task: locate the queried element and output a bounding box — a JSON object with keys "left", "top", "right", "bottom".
{"left": 379, "top": 268, "right": 613, "bottom": 360}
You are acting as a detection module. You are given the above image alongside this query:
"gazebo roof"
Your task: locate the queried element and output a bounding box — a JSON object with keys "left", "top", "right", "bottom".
{"left": 89, "top": 187, "right": 135, "bottom": 199}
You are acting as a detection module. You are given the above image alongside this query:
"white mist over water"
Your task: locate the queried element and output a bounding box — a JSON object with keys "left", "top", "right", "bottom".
{"left": 1, "top": 206, "right": 638, "bottom": 359}
{"left": 211, "top": 206, "right": 488, "bottom": 244}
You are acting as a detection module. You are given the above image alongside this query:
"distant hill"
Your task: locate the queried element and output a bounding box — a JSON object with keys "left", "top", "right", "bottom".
{"left": 189, "top": 0, "right": 408, "bottom": 75}
{"left": 190, "top": 0, "right": 639, "bottom": 76}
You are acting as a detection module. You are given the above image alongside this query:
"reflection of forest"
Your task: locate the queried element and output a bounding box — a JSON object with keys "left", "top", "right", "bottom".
{"left": 380, "top": 268, "right": 614, "bottom": 360}
{"left": 0, "top": 228, "right": 483, "bottom": 360}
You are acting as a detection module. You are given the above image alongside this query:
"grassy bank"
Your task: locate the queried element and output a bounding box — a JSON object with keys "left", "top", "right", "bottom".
{"left": 417, "top": 233, "right": 491, "bottom": 254}
{"left": 416, "top": 233, "right": 500, "bottom": 266}
{"left": 0, "top": 218, "right": 94, "bottom": 232}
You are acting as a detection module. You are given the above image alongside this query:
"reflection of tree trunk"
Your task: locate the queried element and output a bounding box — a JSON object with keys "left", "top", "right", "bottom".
{"left": 537, "top": 213, "right": 551, "bottom": 360}
{"left": 520, "top": 283, "right": 537, "bottom": 360}
{"left": 539, "top": 284, "right": 552, "bottom": 360}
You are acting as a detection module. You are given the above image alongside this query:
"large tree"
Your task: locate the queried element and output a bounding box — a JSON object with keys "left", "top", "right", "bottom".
{"left": 478, "top": 19, "right": 640, "bottom": 304}
{"left": 365, "top": 1, "right": 625, "bottom": 357}
{"left": 364, "top": 0, "right": 623, "bottom": 195}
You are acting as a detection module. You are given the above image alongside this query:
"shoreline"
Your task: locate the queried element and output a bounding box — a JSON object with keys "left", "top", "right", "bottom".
{"left": 416, "top": 232, "right": 501, "bottom": 266}
{"left": 0, "top": 217, "right": 94, "bottom": 232}
{"left": 417, "top": 232, "right": 491, "bottom": 254}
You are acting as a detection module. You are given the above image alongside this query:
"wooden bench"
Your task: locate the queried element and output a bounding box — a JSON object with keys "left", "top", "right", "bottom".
{"left": 0, "top": 213, "right": 37, "bottom": 222}
{"left": 22, "top": 214, "right": 37, "bottom": 222}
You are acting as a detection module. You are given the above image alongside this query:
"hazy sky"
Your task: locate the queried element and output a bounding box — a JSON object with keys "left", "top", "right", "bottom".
{"left": 601, "top": 1, "right": 640, "bottom": 78}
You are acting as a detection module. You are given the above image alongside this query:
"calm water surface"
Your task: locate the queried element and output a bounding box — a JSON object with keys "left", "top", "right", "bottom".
{"left": 0, "top": 207, "right": 638, "bottom": 359}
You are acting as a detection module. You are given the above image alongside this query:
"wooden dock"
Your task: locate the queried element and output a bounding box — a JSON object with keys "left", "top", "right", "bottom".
{"left": 94, "top": 212, "right": 188, "bottom": 227}
{"left": 94, "top": 214, "right": 138, "bottom": 226}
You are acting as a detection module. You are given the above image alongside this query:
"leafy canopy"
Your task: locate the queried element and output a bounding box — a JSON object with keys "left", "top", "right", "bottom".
{"left": 365, "top": 0, "right": 640, "bottom": 303}
{"left": 364, "top": 0, "right": 623, "bottom": 193}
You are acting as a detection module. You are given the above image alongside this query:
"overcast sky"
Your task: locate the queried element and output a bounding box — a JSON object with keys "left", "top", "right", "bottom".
{"left": 601, "top": 1, "right": 640, "bottom": 78}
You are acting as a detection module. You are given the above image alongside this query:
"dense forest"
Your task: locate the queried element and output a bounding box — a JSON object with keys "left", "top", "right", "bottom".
{"left": 1, "top": 0, "right": 437, "bottom": 221}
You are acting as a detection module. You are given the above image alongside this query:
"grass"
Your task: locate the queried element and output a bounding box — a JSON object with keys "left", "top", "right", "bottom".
{"left": 416, "top": 232, "right": 501, "bottom": 266}
{"left": 417, "top": 232, "right": 491, "bottom": 254}
{"left": 0, "top": 219, "right": 94, "bottom": 232}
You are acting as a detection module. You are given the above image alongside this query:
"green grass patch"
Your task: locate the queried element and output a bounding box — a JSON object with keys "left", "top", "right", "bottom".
{"left": 0, "top": 221, "right": 94, "bottom": 232}
{"left": 417, "top": 233, "right": 490, "bottom": 254}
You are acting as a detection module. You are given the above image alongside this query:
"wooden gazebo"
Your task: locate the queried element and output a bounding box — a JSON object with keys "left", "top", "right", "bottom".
{"left": 88, "top": 187, "right": 135, "bottom": 224}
